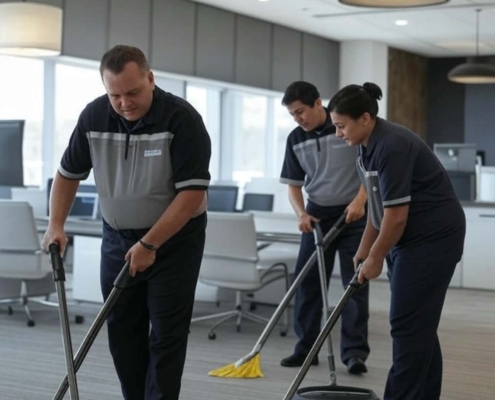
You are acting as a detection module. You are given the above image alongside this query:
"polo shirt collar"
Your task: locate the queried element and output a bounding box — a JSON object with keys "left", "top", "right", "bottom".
{"left": 362, "top": 117, "right": 383, "bottom": 157}
{"left": 108, "top": 87, "right": 161, "bottom": 129}
{"left": 313, "top": 108, "right": 336, "bottom": 135}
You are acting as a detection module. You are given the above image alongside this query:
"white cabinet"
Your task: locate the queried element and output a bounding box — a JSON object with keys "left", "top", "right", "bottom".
{"left": 462, "top": 207, "right": 495, "bottom": 290}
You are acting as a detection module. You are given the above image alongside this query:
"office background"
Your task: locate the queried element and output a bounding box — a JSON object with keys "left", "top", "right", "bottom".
{"left": 0, "top": 0, "right": 494, "bottom": 190}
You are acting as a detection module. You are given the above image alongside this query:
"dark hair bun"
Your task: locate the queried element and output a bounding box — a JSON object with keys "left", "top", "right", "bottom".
{"left": 362, "top": 82, "right": 383, "bottom": 100}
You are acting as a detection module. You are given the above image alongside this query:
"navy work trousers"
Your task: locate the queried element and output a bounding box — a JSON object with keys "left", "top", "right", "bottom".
{"left": 293, "top": 203, "right": 370, "bottom": 363}
{"left": 384, "top": 227, "right": 465, "bottom": 400}
{"left": 100, "top": 213, "right": 206, "bottom": 400}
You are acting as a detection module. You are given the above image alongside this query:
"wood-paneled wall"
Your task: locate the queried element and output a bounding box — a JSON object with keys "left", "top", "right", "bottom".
{"left": 388, "top": 47, "right": 428, "bottom": 138}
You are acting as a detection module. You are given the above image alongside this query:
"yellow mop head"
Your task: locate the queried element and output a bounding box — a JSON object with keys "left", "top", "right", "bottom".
{"left": 208, "top": 353, "right": 264, "bottom": 378}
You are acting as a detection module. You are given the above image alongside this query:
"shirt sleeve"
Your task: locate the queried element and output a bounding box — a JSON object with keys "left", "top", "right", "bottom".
{"left": 58, "top": 108, "right": 93, "bottom": 180}
{"left": 280, "top": 133, "right": 305, "bottom": 186}
{"left": 378, "top": 149, "right": 415, "bottom": 207}
{"left": 170, "top": 109, "right": 211, "bottom": 191}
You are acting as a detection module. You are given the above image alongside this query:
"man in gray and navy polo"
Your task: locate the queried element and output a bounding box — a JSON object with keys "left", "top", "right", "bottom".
{"left": 279, "top": 81, "right": 370, "bottom": 374}
{"left": 43, "top": 45, "right": 211, "bottom": 400}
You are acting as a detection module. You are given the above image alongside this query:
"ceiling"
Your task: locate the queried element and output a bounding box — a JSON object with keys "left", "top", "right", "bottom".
{"left": 191, "top": 0, "right": 495, "bottom": 57}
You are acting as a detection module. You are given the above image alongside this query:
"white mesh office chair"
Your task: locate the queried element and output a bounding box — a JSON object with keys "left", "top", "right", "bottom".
{"left": 192, "top": 212, "right": 290, "bottom": 339}
{"left": 0, "top": 200, "right": 57, "bottom": 326}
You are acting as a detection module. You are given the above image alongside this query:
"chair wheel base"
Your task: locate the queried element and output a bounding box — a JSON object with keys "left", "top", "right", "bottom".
{"left": 27, "top": 320, "right": 35, "bottom": 327}
{"left": 7, "top": 306, "right": 13, "bottom": 315}
{"left": 75, "top": 315, "right": 85, "bottom": 324}
{"left": 208, "top": 332, "right": 216, "bottom": 340}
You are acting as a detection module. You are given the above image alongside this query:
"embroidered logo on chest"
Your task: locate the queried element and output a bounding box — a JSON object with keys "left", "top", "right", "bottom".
{"left": 144, "top": 149, "right": 162, "bottom": 157}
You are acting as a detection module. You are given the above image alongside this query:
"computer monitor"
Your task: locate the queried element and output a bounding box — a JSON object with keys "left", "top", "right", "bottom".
{"left": 47, "top": 178, "right": 99, "bottom": 218}
{"left": 242, "top": 193, "right": 274, "bottom": 212}
{"left": 207, "top": 185, "right": 239, "bottom": 212}
{"left": 0, "top": 120, "right": 24, "bottom": 186}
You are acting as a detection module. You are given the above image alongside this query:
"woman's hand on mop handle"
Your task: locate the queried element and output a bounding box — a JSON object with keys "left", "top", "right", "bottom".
{"left": 350, "top": 261, "right": 367, "bottom": 288}
{"left": 355, "top": 255, "right": 384, "bottom": 285}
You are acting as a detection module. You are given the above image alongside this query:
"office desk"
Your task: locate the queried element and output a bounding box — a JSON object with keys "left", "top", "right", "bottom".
{"left": 35, "top": 213, "right": 301, "bottom": 304}
{"left": 35, "top": 215, "right": 300, "bottom": 243}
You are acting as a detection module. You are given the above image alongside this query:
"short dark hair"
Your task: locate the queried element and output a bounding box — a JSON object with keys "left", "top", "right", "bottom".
{"left": 282, "top": 81, "right": 320, "bottom": 107}
{"left": 99, "top": 45, "right": 150, "bottom": 77}
{"left": 328, "top": 82, "right": 383, "bottom": 120}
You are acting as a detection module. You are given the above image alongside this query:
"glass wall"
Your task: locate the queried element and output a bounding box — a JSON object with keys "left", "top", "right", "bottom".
{"left": 230, "top": 92, "right": 268, "bottom": 184}
{"left": 186, "top": 84, "right": 221, "bottom": 181}
{"left": 53, "top": 63, "right": 104, "bottom": 174}
{"left": 1, "top": 56, "right": 299, "bottom": 190}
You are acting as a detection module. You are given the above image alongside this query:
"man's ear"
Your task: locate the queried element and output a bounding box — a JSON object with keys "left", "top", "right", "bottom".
{"left": 314, "top": 98, "right": 322, "bottom": 108}
{"left": 148, "top": 70, "right": 155, "bottom": 87}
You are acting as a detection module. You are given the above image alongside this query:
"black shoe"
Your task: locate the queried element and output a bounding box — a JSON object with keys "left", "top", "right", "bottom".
{"left": 280, "top": 353, "right": 319, "bottom": 367}
{"left": 346, "top": 357, "right": 367, "bottom": 375}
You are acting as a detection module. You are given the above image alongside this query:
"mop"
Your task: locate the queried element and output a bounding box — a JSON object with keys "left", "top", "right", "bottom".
{"left": 208, "top": 214, "right": 347, "bottom": 378}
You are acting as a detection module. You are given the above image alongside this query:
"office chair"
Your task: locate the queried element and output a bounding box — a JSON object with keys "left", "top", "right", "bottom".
{"left": 0, "top": 200, "right": 57, "bottom": 326}
{"left": 191, "top": 212, "right": 290, "bottom": 339}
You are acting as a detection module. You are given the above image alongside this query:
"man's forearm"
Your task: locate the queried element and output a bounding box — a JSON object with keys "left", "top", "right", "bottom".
{"left": 288, "top": 185, "right": 306, "bottom": 217}
{"left": 49, "top": 172, "right": 79, "bottom": 228}
{"left": 141, "top": 190, "right": 206, "bottom": 248}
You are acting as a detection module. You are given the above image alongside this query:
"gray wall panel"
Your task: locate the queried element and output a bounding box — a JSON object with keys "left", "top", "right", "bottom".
{"left": 302, "top": 34, "right": 339, "bottom": 99}
{"left": 151, "top": 0, "right": 195, "bottom": 75}
{"left": 196, "top": 5, "right": 235, "bottom": 83}
{"left": 235, "top": 16, "right": 271, "bottom": 88}
{"left": 272, "top": 25, "right": 302, "bottom": 93}
{"left": 60, "top": 1, "right": 341, "bottom": 92}
{"left": 62, "top": 0, "right": 109, "bottom": 61}
{"left": 108, "top": 0, "right": 151, "bottom": 57}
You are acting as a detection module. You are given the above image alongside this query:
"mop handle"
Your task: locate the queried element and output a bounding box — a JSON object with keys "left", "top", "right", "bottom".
{"left": 53, "top": 261, "right": 131, "bottom": 400}
{"left": 236, "top": 214, "right": 347, "bottom": 366}
{"left": 312, "top": 222, "right": 337, "bottom": 386}
{"left": 49, "top": 243, "right": 80, "bottom": 400}
{"left": 283, "top": 265, "right": 366, "bottom": 400}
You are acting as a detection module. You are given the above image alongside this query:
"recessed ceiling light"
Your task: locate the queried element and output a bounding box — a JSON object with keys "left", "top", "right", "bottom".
{"left": 395, "top": 19, "right": 409, "bottom": 26}
{"left": 258, "top": 0, "right": 270, "bottom": 2}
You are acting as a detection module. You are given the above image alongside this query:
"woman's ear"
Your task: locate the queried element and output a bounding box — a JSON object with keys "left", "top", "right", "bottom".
{"left": 360, "top": 112, "right": 372, "bottom": 126}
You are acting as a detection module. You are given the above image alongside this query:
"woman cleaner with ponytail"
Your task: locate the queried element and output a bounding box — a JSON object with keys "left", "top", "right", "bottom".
{"left": 328, "top": 82, "right": 466, "bottom": 400}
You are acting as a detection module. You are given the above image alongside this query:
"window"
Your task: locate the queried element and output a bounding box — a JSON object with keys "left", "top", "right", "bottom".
{"left": 274, "top": 97, "right": 296, "bottom": 178}
{"left": 230, "top": 92, "right": 268, "bottom": 184}
{"left": 0, "top": 55, "right": 44, "bottom": 186}
{"left": 53, "top": 63, "right": 104, "bottom": 175}
{"left": 186, "top": 84, "right": 221, "bottom": 181}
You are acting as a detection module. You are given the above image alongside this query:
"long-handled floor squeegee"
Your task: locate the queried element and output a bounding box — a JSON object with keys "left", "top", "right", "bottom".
{"left": 49, "top": 242, "right": 132, "bottom": 400}
{"left": 208, "top": 213, "right": 347, "bottom": 379}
